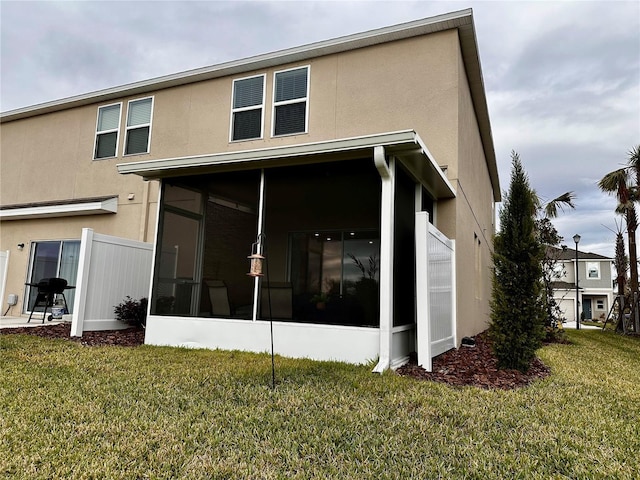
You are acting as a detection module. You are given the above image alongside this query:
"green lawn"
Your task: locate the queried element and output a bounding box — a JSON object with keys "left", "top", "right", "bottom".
{"left": 1, "top": 330, "right": 639, "bottom": 479}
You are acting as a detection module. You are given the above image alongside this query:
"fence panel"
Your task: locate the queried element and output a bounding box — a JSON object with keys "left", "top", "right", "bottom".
{"left": 71, "top": 229, "right": 152, "bottom": 335}
{"left": 0, "top": 250, "right": 9, "bottom": 314}
{"left": 415, "top": 212, "right": 456, "bottom": 371}
{"left": 427, "top": 224, "right": 456, "bottom": 359}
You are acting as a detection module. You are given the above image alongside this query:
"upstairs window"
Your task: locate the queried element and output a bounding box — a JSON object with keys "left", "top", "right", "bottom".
{"left": 124, "top": 97, "right": 153, "bottom": 155}
{"left": 231, "top": 75, "right": 265, "bottom": 141}
{"left": 94, "top": 103, "right": 121, "bottom": 159}
{"left": 587, "top": 262, "right": 600, "bottom": 279}
{"left": 273, "top": 66, "right": 309, "bottom": 136}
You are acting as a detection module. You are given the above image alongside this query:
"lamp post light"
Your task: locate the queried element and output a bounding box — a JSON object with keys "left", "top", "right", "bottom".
{"left": 573, "top": 234, "right": 581, "bottom": 330}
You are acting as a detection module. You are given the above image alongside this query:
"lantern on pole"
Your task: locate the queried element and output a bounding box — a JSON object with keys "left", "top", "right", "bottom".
{"left": 247, "top": 236, "right": 265, "bottom": 277}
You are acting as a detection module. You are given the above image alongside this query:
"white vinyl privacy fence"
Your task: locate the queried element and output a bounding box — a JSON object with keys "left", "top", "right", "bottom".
{"left": 415, "top": 212, "right": 456, "bottom": 371}
{"left": 71, "top": 229, "right": 152, "bottom": 336}
{"left": 0, "top": 250, "right": 9, "bottom": 315}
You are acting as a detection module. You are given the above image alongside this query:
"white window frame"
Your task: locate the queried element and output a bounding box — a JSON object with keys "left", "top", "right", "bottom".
{"left": 93, "top": 102, "right": 122, "bottom": 160}
{"left": 272, "top": 65, "right": 310, "bottom": 137}
{"left": 230, "top": 74, "right": 266, "bottom": 142}
{"left": 123, "top": 96, "right": 154, "bottom": 156}
{"left": 587, "top": 261, "right": 600, "bottom": 279}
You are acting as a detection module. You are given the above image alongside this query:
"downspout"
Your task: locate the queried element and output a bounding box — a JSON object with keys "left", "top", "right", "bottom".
{"left": 373, "top": 145, "right": 394, "bottom": 373}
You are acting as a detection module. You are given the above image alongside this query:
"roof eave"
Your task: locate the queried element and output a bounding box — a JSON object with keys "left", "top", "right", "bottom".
{"left": 2, "top": 8, "right": 498, "bottom": 199}
{"left": 1, "top": 8, "right": 475, "bottom": 122}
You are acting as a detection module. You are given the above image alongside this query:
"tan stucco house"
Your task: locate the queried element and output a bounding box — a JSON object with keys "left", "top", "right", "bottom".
{"left": 0, "top": 9, "right": 499, "bottom": 371}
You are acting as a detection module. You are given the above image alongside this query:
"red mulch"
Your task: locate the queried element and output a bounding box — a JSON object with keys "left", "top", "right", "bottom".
{"left": 3, "top": 324, "right": 552, "bottom": 390}
{"left": 1, "top": 323, "right": 145, "bottom": 347}
{"left": 396, "top": 331, "right": 552, "bottom": 390}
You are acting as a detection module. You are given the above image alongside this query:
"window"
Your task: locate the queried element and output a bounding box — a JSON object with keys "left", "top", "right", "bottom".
{"left": 94, "top": 103, "right": 121, "bottom": 159}
{"left": 124, "top": 97, "right": 153, "bottom": 155}
{"left": 273, "top": 66, "right": 309, "bottom": 136}
{"left": 587, "top": 262, "right": 600, "bottom": 279}
{"left": 290, "top": 230, "right": 380, "bottom": 326}
{"left": 231, "top": 75, "right": 265, "bottom": 141}
{"left": 25, "top": 240, "right": 80, "bottom": 314}
{"left": 596, "top": 299, "right": 604, "bottom": 309}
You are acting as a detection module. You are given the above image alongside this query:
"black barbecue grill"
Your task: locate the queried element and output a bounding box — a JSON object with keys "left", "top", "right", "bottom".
{"left": 27, "top": 278, "right": 71, "bottom": 323}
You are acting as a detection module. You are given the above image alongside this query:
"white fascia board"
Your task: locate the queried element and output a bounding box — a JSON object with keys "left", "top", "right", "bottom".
{"left": 117, "top": 130, "right": 456, "bottom": 198}
{"left": 0, "top": 197, "right": 118, "bottom": 221}
{"left": 118, "top": 130, "right": 419, "bottom": 175}
{"left": 412, "top": 132, "right": 456, "bottom": 198}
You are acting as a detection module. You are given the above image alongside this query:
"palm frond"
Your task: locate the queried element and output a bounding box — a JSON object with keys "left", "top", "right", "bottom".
{"left": 599, "top": 168, "right": 631, "bottom": 205}
{"left": 627, "top": 145, "right": 640, "bottom": 169}
{"left": 543, "top": 191, "right": 576, "bottom": 218}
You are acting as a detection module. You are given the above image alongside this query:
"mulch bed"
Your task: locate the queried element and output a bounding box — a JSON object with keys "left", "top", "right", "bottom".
{"left": 396, "top": 331, "right": 552, "bottom": 390}
{"left": 3, "top": 324, "right": 552, "bottom": 389}
{"left": 1, "top": 323, "right": 145, "bottom": 347}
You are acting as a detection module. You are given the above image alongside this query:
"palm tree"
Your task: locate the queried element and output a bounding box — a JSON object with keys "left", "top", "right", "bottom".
{"left": 599, "top": 146, "right": 640, "bottom": 333}
{"left": 598, "top": 167, "right": 638, "bottom": 296}
{"left": 534, "top": 191, "right": 576, "bottom": 333}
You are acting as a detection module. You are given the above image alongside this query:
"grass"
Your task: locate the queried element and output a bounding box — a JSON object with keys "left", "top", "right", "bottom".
{"left": 1, "top": 330, "right": 639, "bottom": 479}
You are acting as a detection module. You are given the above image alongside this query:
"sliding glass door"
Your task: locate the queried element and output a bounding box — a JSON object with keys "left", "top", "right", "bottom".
{"left": 25, "top": 240, "right": 80, "bottom": 313}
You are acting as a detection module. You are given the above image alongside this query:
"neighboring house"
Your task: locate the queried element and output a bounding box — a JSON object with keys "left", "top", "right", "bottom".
{"left": 549, "top": 247, "right": 614, "bottom": 322}
{"left": 0, "top": 9, "right": 499, "bottom": 371}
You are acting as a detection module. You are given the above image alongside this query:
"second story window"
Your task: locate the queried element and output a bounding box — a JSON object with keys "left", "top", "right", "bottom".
{"left": 587, "top": 262, "right": 600, "bottom": 279}
{"left": 273, "top": 66, "right": 309, "bottom": 136}
{"left": 94, "top": 103, "right": 121, "bottom": 159}
{"left": 231, "top": 75, "right": 265, "bottom": 141}
{"left": 125, "top": 97, "right": 153, "bottom": 155}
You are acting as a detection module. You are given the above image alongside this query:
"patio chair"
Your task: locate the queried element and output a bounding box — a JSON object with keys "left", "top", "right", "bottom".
{"left": 206, "top": 280, "right": 231, "bottom": 317}
{"left": 27, "top": 277, "right": 69, "bottom": 324}
{"left": 261, "top": 282, "right": 293, "bottom": 320}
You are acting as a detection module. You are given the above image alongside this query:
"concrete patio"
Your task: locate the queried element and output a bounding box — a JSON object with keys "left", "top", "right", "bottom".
{"left": 0, "top": 315, "right": 68, "bottom": 329}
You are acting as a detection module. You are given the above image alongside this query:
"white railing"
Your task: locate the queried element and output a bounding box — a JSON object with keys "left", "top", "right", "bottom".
{"left": 71, "top": 229, "right": 152, "bottom": 336}
{"left": 416, "top": 212, "right": 456, "bottom": 371}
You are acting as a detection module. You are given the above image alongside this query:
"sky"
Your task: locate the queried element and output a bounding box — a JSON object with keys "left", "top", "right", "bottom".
{"left": 1, "top": 0, "right": 638, "bottom": 258}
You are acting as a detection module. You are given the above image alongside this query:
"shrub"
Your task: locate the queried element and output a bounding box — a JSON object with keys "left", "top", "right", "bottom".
{"left": 114, "top": 296, "right": 148, "bottom": 327}
{"left": 490, "top": 152, "right": 545, "bottom": 372}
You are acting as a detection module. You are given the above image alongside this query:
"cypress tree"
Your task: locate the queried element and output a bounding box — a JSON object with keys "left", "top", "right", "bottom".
{"left": 490, "top": 152, "right": 545, "bottom": 372}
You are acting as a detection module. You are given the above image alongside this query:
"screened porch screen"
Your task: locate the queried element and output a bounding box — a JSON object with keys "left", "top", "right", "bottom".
{"left": 151, "top": 159, "right": 381, "bottom": 327}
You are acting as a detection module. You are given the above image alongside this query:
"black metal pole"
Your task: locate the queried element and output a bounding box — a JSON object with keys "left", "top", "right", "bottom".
{"left": 262, "top": 234, "right": 276, "bottom": 389}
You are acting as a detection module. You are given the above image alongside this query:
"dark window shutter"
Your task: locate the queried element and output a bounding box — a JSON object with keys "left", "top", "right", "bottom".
{"left": 274, "top": 102, "right": 306, "bottom": 136}
{"left": 233, "top": 109, "right": 262, "bottom": 140}
{"left": 95, "top": 132, "right": 118, "bottom": 158}
{"left": 125, "top": 126, "right": 150, "bottom": 155}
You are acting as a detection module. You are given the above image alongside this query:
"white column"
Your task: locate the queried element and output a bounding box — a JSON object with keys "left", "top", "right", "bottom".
{"left": 252, "top": 169, "right": 266, "bottom": 321}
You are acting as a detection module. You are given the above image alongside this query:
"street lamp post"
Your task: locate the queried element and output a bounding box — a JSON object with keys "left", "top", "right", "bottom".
{"left": 573, "top": 234, "right": 581, "bottom": 330}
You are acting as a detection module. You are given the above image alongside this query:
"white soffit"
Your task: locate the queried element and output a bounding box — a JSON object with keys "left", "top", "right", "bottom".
{"left": 0, "top": 196, "right": 118, "bottom": 220}
{"left": 117, "top": 130, "right": 456, "bottom": 199}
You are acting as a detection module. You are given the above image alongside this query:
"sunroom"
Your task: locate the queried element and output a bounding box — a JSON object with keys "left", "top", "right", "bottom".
{"left": 118, "top": 130, "right": 456, "bottom": 371}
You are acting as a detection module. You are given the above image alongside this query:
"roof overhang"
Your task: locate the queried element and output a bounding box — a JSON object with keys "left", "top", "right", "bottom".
{"left": 118, "top": 130, "right": 456, "bottom": 199}
{"left": 0, "top": 196, "right": 118, "bottom": 221}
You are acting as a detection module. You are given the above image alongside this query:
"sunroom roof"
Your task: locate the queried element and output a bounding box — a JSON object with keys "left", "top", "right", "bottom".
{"left": 117, "top": 130, "right": 456, "bottom": 199}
